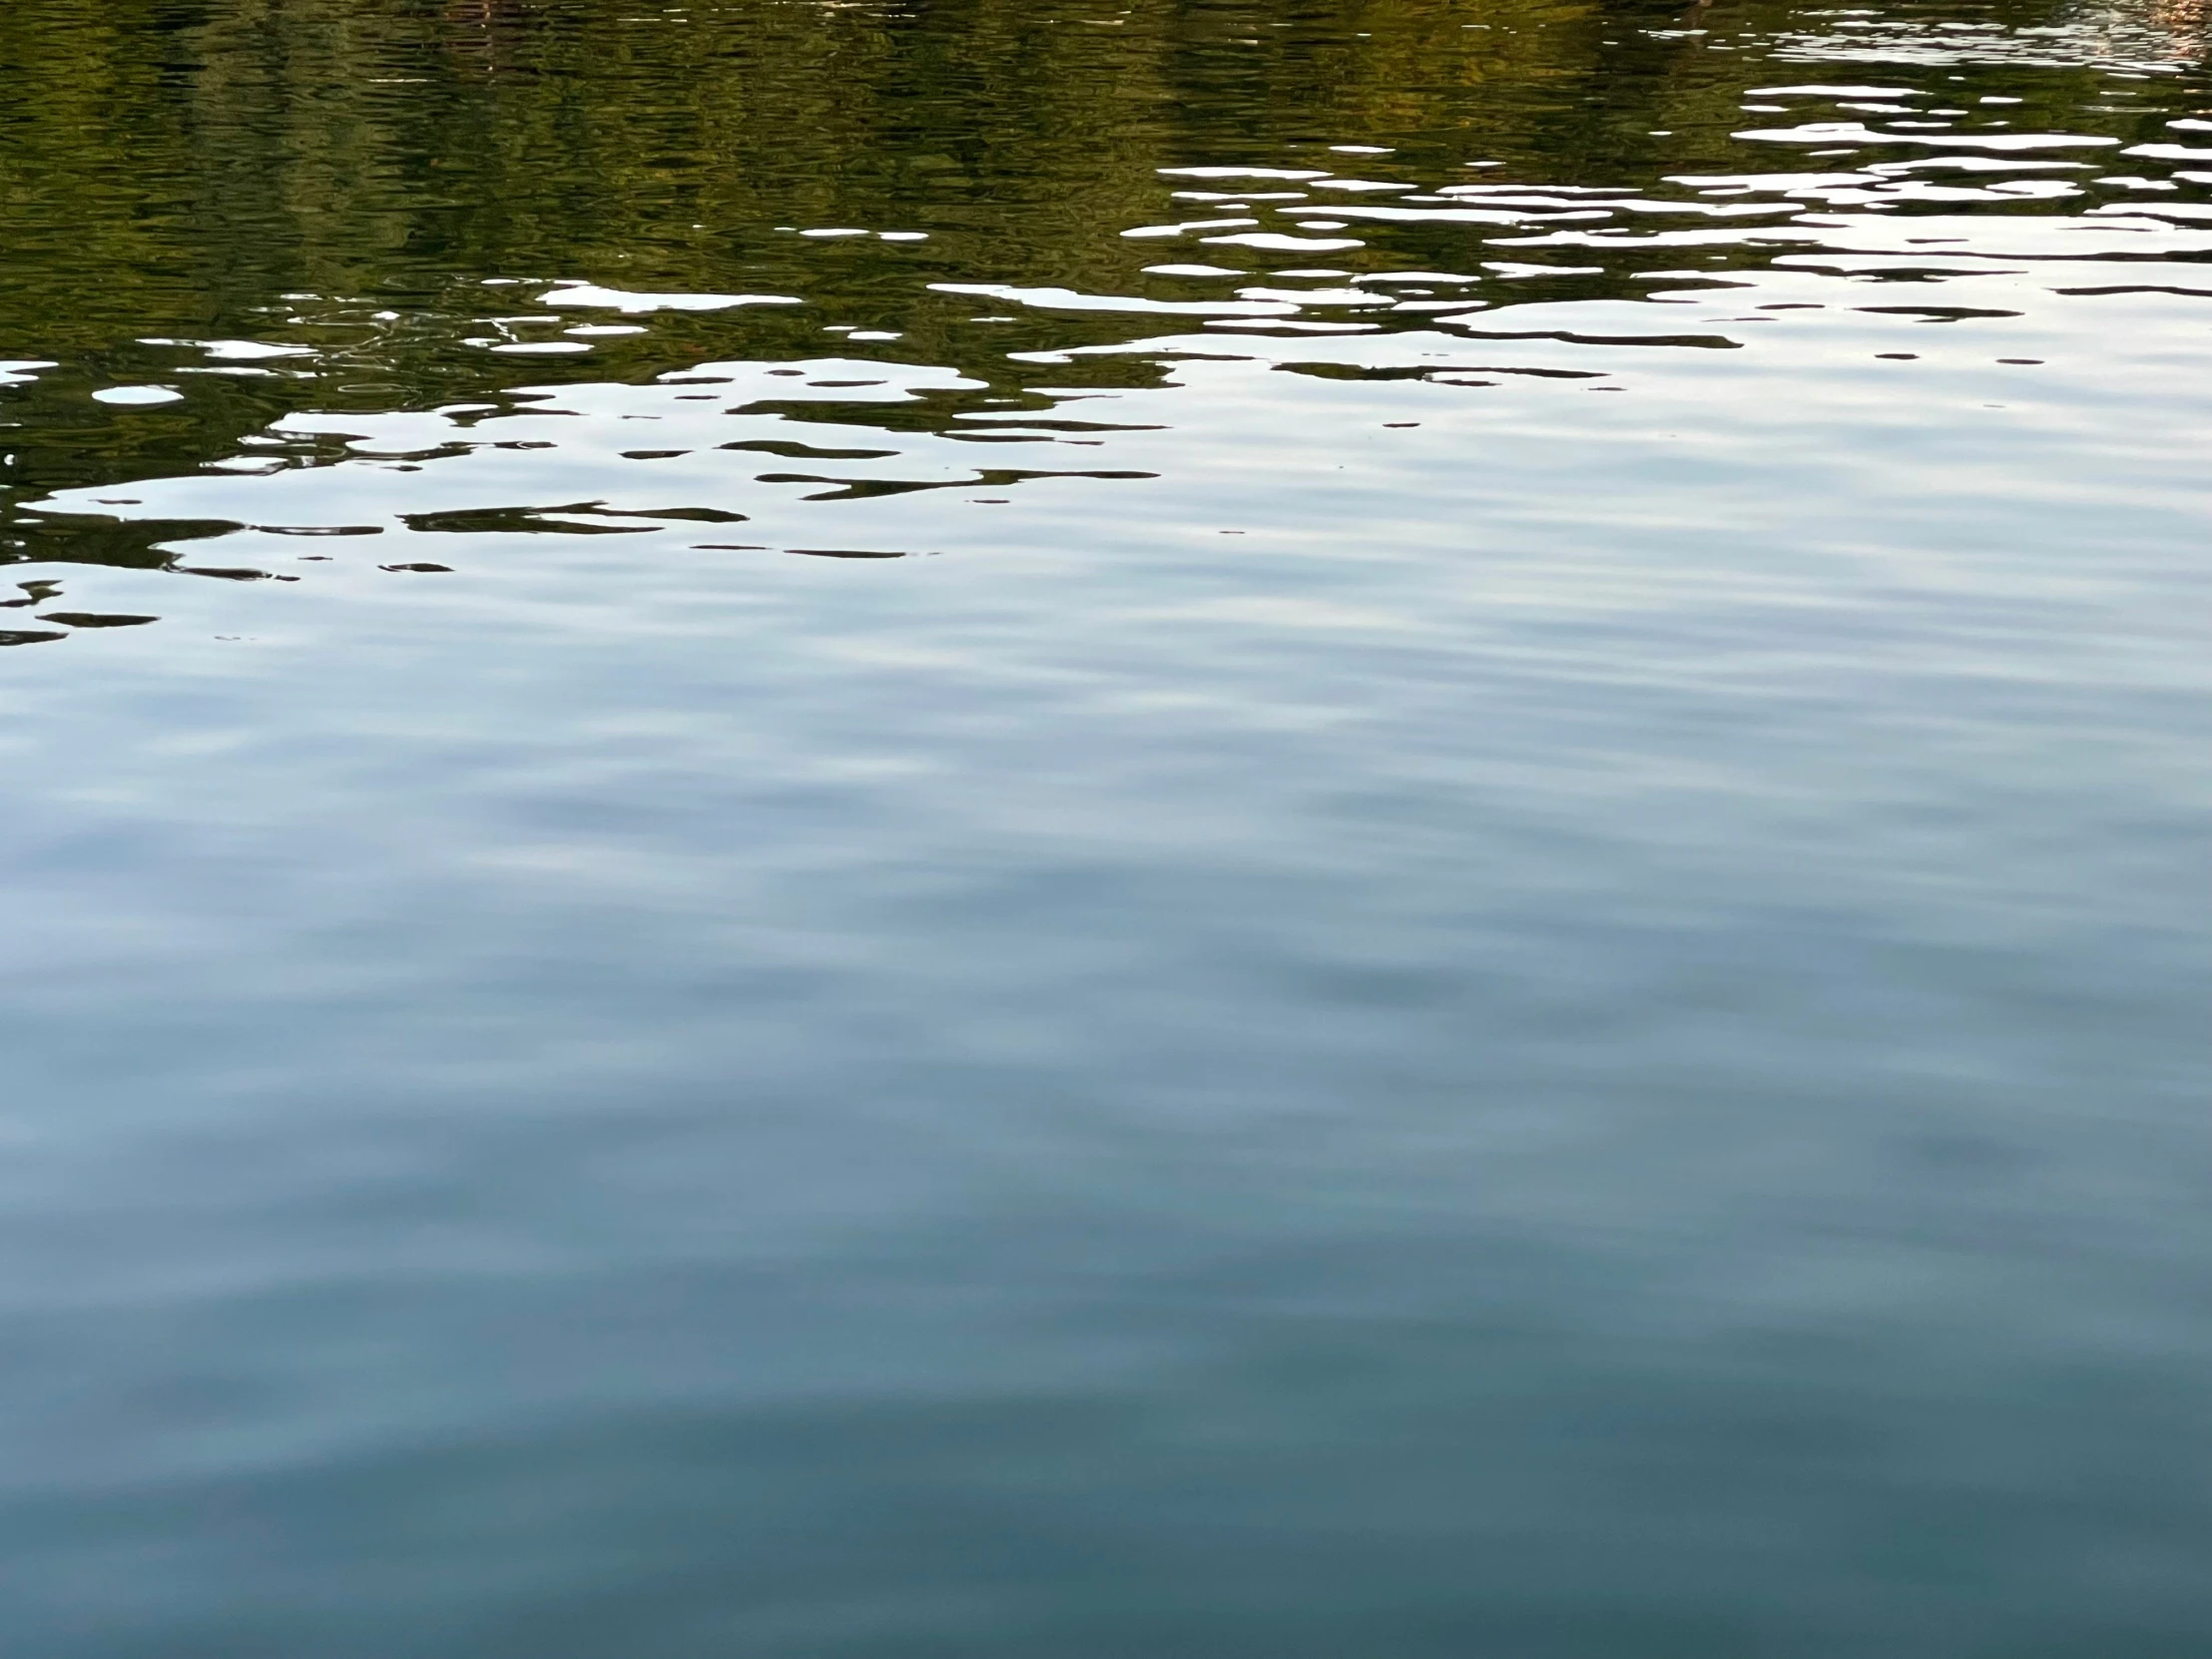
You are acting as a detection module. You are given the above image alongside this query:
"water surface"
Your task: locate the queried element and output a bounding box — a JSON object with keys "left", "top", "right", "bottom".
{"left": 2, "top": 1, "right": 2209, "bottom": 1654}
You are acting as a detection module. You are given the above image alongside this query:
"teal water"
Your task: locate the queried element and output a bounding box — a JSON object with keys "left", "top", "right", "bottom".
{"left": 3, "top": 0, "right": 2210, "bottom": 1653}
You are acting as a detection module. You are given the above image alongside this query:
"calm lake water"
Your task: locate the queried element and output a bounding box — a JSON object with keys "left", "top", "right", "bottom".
{"left": 3, "top": 0, "right": 2210, "bottom": 1653}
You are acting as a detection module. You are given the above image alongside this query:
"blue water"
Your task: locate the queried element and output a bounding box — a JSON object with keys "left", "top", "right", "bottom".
{"left": 2, "top": 0, "right": 2209, "bottom": 1652}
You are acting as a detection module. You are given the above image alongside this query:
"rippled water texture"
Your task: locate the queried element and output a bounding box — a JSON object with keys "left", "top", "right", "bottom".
{"left": 3, "top": 0, "right": 2210, "bottom": 1654}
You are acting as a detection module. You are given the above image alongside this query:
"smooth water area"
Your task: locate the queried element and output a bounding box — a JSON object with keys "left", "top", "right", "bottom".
{"left": 3, "top": 0, "right": 2209, "bottom": 1653}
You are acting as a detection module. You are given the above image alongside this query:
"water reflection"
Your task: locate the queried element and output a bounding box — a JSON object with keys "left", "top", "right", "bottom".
{"left": 0, "top": 1, "right": 2205, "bottom": 559}
{"left": 10, "top": 37, "right": 2212, "bottom": 606}
{"left": 3, "top": 4, "right": 2212, "bottom": 1658}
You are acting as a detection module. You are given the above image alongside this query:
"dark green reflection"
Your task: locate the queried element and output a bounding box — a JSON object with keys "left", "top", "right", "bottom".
{"left": 4, "top": 0, "right": 2169, "bottom": 524}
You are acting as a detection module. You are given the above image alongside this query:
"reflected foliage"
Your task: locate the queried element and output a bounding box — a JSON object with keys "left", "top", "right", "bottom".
{"left": 0, "top": 0, "right": 2201, "bottom": 551}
